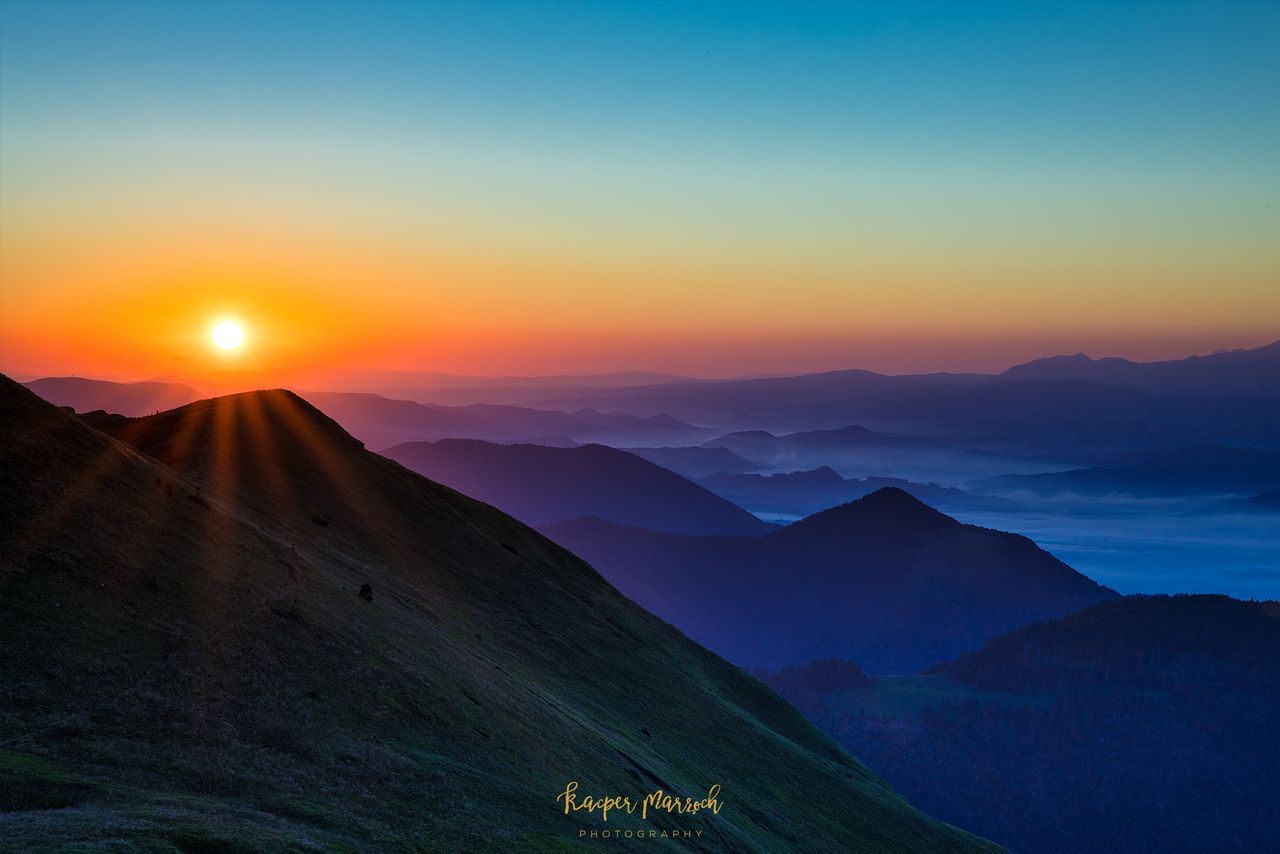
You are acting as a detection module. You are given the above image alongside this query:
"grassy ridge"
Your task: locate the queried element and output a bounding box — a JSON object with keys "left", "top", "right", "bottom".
{"left": 0, "top": 376, "right": 995, "bottom": 852}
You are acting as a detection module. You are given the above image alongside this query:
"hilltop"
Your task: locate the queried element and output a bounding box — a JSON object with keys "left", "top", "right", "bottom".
{"left": 1, "top": 376, "right": 992, "bottom": 851}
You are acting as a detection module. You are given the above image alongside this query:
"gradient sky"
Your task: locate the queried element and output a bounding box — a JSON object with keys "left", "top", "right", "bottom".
{"left": 1, "top": 0, "right": 1277, "bottom": 379}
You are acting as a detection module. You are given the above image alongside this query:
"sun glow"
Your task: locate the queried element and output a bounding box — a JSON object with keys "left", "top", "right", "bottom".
{"left": 212, "top": 320, "right": 245, "bottom": 350}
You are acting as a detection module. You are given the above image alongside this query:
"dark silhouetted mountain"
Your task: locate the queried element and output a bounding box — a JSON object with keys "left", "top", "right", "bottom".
{"left": 379, "top": 439, "right": 773, "bottom": 536}
{"left": 972, "top": 444, "right": 1280, "bottom": 497}
{"left": 999, "top": 340, "right": 1280, "bottom": 397}
{"left": 298, "top": 390, "right": 716, "bottom": 449}
{"left": 701, "top": 468, "right": 1007, "bottom": 517}
{"left": 24, "top": 376, "right": 200, "bottom": 416}
{"left": 542, "top": 488, "right": 1116, "bottom": 673}
{"left": 622, "top": 445, "right": 763, "bottom": 479}
{"left": 772, "top": 595, "right": 1280, "bottom": 854}
{"left": 0, "top": 375, "right": 993, "bottom": 852}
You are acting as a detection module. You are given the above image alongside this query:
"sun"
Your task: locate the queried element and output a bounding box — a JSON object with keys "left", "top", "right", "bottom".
{"left": 211, "top": 320, "right": 245, "bottom": 350}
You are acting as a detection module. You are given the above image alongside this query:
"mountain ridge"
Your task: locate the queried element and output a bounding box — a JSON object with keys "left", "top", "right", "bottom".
{"left": 4, "top": 375, "right": 993, "bottom": 850}
{"left": 543, "top": 488, "right": 1116, "bottom": 673}
{"left": 379, "top": 438, "right": 774, "bottom": 536}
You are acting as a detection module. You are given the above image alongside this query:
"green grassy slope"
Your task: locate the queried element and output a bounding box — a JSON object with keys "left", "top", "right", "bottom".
{"left": 0, "top": 376, "right": 996, "bottom": 852}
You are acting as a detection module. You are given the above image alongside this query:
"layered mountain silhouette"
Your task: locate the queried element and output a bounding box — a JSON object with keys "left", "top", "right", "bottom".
{"left": 534, "top": 369, "right": 901, "bottom": 424}
{"left": 23, "top": 378, "right": 714, "bottom": 449}
{"left": 999, "top": 340, "right": 1280, "bottom": 397}
{"left": 700, "top": 425, "right": 934, "bottom": 467}
{"left": 357, "top": 369, "right": 690, "bottom": 407}
{"left": 543, "top": 488, "right": 1116, "bottom": 673}
{"left": 972, "top": 444, "right": 1280, "bottom": 497}
{"left": 300, "top": 391, "right": 716, "bottom": 449}
{"left": 701, "top": 469, "right": 1006, "bottom": 518}
{"left": 622, "top": 445, "right": 762, "bottom": 479}
{"left": 380, "top": 439, "right": 773, "bottom": 536}
{"left": 769, "top": 595, "right": 1280, "bottom": 854}
{"left": 529, "top": 344, "right": 1280, "bottom": 453}
{"left": 23, "top": 376, "right": 200, "bottom": 416}
{"left": 1, "top": 375, "right": 993, "bottom": 851}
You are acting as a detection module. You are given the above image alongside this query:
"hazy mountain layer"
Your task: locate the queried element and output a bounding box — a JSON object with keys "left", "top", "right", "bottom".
{"left": 302, "top": 391, "right": 716, "bottom": 449}
{"left": 701, "top": 469, "right": 1007, "bottom": 518}
{"left": 971, "top": 444, "right": 1280, "bottom": 497}
{"left": 380, "top": 439, "right": 774, "bottom": 536}
{"left": 24, "top": 377, "right": 201, "bottom": 417}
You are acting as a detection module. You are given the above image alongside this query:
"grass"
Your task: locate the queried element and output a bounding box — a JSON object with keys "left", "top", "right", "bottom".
{"left": 0, "top": 377, "right": 999, "bottom": 852}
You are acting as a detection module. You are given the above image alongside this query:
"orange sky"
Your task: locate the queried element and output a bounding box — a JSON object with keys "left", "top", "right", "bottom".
{"left": 2, "top": 2, "right": 1277, "bottom": 382}
{"left": 1, "top": 212, "right": 1276, "bottom": 381}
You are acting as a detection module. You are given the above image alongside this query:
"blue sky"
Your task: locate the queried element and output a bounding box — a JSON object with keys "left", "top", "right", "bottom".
{"left": 2, "top": 1, "right": 1277, "bottom": 377}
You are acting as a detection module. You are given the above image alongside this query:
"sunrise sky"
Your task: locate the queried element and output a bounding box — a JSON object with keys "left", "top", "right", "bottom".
{"left": 1, "top": 1, "right": 1277, "bottom": 380}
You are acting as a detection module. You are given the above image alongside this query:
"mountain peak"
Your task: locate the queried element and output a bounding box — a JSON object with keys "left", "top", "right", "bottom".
{"left": 77, "top": 387, "right": 372, "bottom": 526}
{"left": 851, "top": 485, "right": 957, "bottom": 520}
{"left": 767, "top": 486, "right": 959, "bottom": 546}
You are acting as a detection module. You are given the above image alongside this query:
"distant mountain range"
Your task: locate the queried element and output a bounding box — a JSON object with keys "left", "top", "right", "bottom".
{"left": 20, "top": 378, "right": 716, "bottom": 449}
{"left": 701, "top": 425, "right": 935, "bottom": 464}
{"left": 0, "top": 375, "right": 991, "bottom": 851}
{"left": 543, "top": 488, "right": 1116, "bottom": 673}
{"left": 523, "top": 342, "right": 1280, "bottom": 453}
{"left": 23, "top": 340, "right": 1279, "bottom": 455}
{"left": 766, "top": 594, "right": 1280, "bottom": 854}
{"left": 622, "top": 445, "right": 763, "bottom": 479}
{"left": 972, "top": 444, "right": 1280, "bottom": 497}
{"left": 353, "top": 369, "right": 692, "bottom": 406}
{"left": 301, "top": 392, "right": 718, "bottom": 449}
{"left": 701, "top": 468, "right": 1008, "bottom": 517}
{"left": 23, "top": 376, "right": 201, "bottom": 416}
{"left": 147, "top": 366, "right": 690, "bottom": 398}
{"left": 380, "top": 439, "right": 774, "bottom": 536}
{"left": 998, "top": 340, "right": 1280, "bottom": 397}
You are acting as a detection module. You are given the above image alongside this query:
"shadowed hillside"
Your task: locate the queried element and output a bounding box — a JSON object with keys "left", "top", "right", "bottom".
{"left": 543, "top": 489, "right": 1116, "bottom": 673}
{"left": 380, "top": 439, "right": 773, "bottom": 536}
{"left": 766, "top": 595, "right": 1280, "bottom": 854}
{"left": 0, "top": 376, "right": 993, "bottom": 851}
